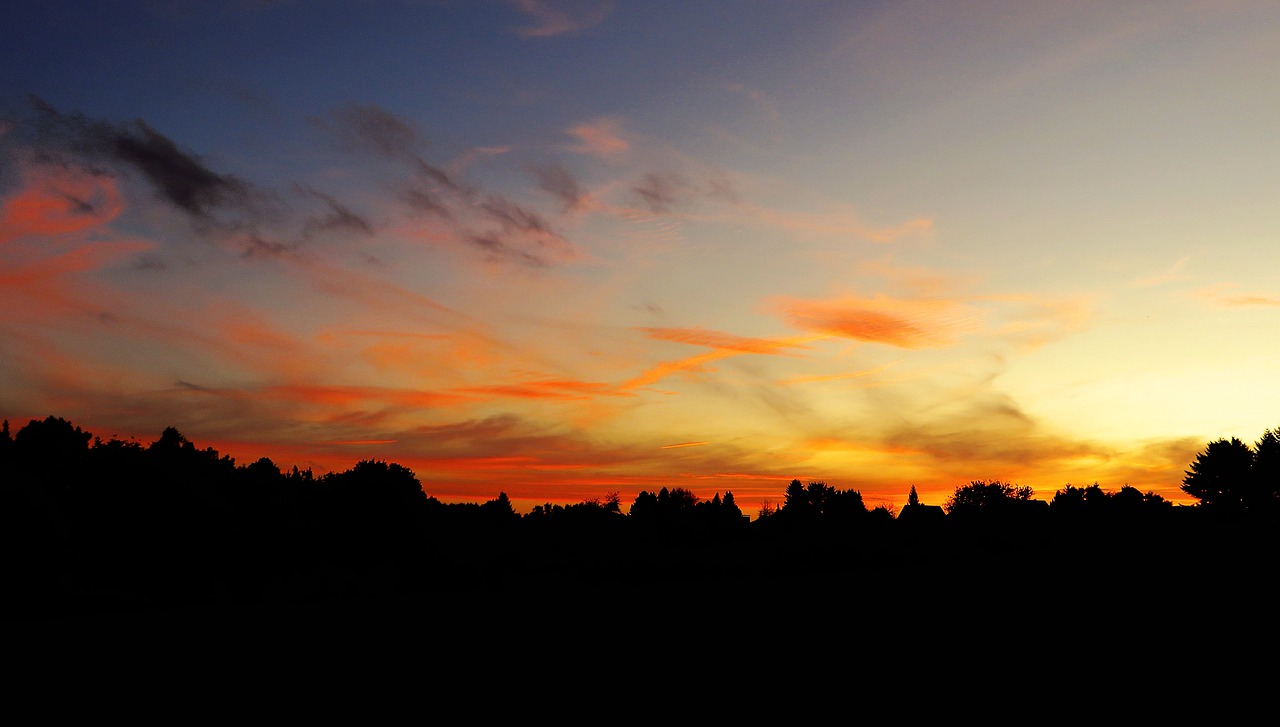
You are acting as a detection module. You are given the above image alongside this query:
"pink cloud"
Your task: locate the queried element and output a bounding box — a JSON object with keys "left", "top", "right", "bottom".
{"left": 566, "top": 118, "right": 630, "bottom": 159}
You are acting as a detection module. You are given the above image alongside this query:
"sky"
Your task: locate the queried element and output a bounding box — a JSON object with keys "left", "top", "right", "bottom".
{"left": 3, "top": 0, "right": 1279, "bottom": 516}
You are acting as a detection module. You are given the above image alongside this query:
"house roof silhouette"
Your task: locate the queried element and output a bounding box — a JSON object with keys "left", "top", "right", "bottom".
{"left": 896, "top": 503, "right": 945, "bottom": 525}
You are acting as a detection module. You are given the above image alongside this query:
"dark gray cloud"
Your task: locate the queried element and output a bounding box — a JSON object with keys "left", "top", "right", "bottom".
{"left": 404, "top": 157, "right": 476, "bottom": 216}
{"left": 480, "top": 196, "right": 553, "bottom": 235}
{"left": 133, "top": 255, "right": 169, "bottom": 271}
{"left": 315, "top": 102, "right": 418, "bottom": 159}
{"left": 468, "top": 232, "right": 548, "bottom": 268}
{"left": 530, "top": 161, "right": 582, "bottom": 211}
{"left": 56, "top": 191, "right": 98, "bottom": 215}
{"left": 411, "top": 157, "right": 467, "bottom": 194}
{"left": 240, "top": 233, "right": 294, "bottom": 258}
{"left": 706, "top": 173, "right": 738, "bottom": 203}
{"left": 294, "top": 184, "right": 375, "bottom": 238}
{"left": 27, "top": 96, "right": 252, "bottom": 219}
{"left": 316, "top": 101, "right": 576, "bottom": 268}
{"left": 632, "top": 172, "right": 686, "bottom": 213}
{"left": 402, "top": 186, "right": 451, "bottom": 218}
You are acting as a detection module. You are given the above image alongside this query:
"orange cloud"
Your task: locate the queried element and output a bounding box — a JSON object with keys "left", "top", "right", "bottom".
{"left": 772, "top": 294, "right": 982, "bottom": 348}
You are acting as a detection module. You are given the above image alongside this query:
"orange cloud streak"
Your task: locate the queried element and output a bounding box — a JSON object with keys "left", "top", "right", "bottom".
{"left": 623, "top": 326, "right": 827, "bottom": 389}
{"left": 640, "top": 326, "right": 819, "bottom": 354}
{"left": 623, "top": 349, "right": 737, "bottom": 389}
{"left": 259, "top": 384, "right": 470, "bottom": 409}
{"left": 772, "top": 294, "right": 982, "bottom": 348}
{"left": 459, "top": 379, "right": 621, "bottom": 400}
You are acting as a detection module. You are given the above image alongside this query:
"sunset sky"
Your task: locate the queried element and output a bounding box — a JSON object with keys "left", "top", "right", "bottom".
{"left": 3, "top": 1, "right": 1279, "bottom": 515}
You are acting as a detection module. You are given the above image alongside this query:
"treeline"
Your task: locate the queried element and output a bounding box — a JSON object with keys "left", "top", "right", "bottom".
{"left": 2, "top": 415, "right": 1278, "bottom": 620}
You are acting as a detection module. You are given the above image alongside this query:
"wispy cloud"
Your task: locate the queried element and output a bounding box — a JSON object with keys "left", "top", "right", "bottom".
{"left": 510, "top": 0, "right": 611, "bottom": 37}
{"left": 458, "top": 378, "right": 621, "bottom": 400}
{"left": 987, "top": 294, "right": 1093, "bottom": 350}
{"left": 566, "top": 117, "right": 630, "bottom": 159}
{"left": 1189, "top": 282, "right": 1280, "bottom": 308}
{"left": 1221, "top": 295, "right": 1280, "bottom": 307}
{"left": 725, "top": 82, "right": 780, "bottom": 122}
{"left": 317, "top": 102, "right": 580, "bottom": 268}
{"left": 739, "top": 203, "right": 934, "bottom": 243}
{"left": 1131, "top": 256, "right": 1191, "bottom": 287}
{"left": 255, "top": 384, "right": 469, "bottom": 409}
{"left": 781, "top": 361, "right": 900, "bottom": 385}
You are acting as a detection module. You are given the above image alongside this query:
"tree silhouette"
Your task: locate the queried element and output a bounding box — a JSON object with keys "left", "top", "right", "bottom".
{"left": 775, "top": 480, "right": 868, "bottom": 532}
{"left": 1182, "top": 437, "right": 1258, "bottom": 512}
{"left": 943, "top": 479, "right": 1033, "bottom": 515}
{"left": 693, "top": 490, "right": 746, "bottom": 528}
{"left": 630, "top": 486, "right": 700, "bottom": 525}
{"left": 479, "top": 491, "right": 520, "bottom": 523}
{"left": 13, "top": 411, "right": 1280, "bottom": 622}
{"left": 1251, "top": 427, "right": 1280, "bottom": 512}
